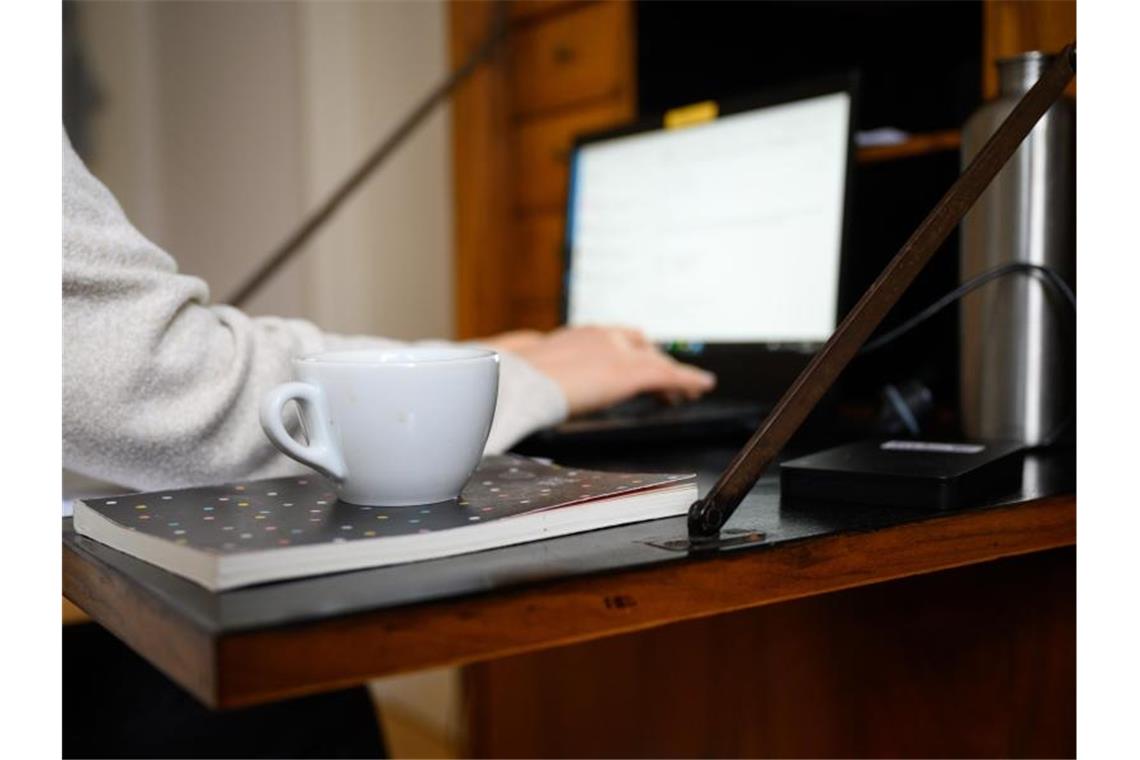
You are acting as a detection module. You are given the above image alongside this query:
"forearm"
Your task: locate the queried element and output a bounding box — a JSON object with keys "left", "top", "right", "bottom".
{"left": 62, "top": 134, "right": 566, "bottom": 490}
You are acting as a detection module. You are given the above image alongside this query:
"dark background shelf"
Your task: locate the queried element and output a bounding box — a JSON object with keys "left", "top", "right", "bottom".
{"left": 636, "top": 0, "right": 983, "bottom": 133}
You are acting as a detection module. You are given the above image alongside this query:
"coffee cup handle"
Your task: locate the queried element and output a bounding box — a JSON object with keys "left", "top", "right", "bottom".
{"left": 259, "top": 382, "right": 348, "bottom": 482}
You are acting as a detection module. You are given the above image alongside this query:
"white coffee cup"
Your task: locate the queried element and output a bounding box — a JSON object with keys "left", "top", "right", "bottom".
{"left": 260, "top": 347, "right": 499, "bottom": 506}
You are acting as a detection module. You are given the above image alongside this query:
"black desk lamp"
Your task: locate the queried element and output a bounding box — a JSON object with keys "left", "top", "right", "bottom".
{"left": 687, "top": 44, "right": 1076, "bottom": 539}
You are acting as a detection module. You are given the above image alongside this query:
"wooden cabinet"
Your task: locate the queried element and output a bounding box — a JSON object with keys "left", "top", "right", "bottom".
{"left": 463, "top": 548, "right": 1076, "bottom": 757}
{"left": 983, "top": 0, "right": 1077, "bottom": 99}
{"left": 513, "top": 99, "right": 631, "bottom": 212}
{"left": 509, "top": 1, "right": 633, "bottom": 116}
{"left": 512, "top": 211, "right": 565, "bottom": 310}
{"left": 450, "top": 0, "right": 635, "bottom": 338}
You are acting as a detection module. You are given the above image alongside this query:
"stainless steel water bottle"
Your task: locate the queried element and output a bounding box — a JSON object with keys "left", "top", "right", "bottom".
{"left": 959, "top": 51, "right": 1076, "bottom": 444}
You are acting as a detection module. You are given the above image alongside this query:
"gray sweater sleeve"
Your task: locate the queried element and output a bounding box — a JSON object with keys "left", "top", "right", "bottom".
{"left": 62, "top": 135, "right": 566, "bottom": 491}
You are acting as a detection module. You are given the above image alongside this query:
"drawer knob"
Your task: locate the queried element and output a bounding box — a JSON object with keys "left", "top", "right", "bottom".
{"left": 553, "top": 44, "right": 577, "bottom": 65}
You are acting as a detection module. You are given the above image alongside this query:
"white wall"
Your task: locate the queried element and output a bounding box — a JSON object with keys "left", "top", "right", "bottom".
{"left": 296, "top": 0, "right": 454, "bottom": 339}
{"left": 75, "top": 0, "right": 454, "bottom": 339}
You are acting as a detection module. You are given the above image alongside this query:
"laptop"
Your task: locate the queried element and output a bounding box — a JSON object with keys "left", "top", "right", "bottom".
{"left": 543, "top": 75, "right": 858, "bottom": 443}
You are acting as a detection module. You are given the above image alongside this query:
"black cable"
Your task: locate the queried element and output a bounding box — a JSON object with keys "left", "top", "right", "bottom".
{"left": 860, "top": 262, "right": 1076, "bottom": 447}
{"left": 860, "top": 262, "right": 1075, "bottom": 354}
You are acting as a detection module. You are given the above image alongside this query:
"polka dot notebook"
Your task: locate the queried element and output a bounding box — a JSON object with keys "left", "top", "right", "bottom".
{"left": 72, "top": 455, "right": 697, "bottom": 591}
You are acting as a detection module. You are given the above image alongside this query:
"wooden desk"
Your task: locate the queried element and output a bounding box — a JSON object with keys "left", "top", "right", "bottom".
{"left": 63, "top": 446, "right": 1075, "bottom": 756}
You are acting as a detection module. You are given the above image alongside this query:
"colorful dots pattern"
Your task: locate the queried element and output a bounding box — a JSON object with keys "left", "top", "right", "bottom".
{"left": 83, "top": 456, "right": 695, "bottom": 557}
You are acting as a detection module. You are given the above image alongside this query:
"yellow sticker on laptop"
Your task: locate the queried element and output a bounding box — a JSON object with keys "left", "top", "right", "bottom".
{"left": 664, "top": 100, "right": 719, "bottom": 129}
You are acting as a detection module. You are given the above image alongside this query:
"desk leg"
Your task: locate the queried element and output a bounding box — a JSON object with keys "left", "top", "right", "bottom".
{"left": 460, "top": 547, "right": 1075, "bottom": 758}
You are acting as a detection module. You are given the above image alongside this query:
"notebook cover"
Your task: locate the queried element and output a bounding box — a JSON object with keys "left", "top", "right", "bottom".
{"left": 75, "top": 455, "right": 693, "bottom": 556}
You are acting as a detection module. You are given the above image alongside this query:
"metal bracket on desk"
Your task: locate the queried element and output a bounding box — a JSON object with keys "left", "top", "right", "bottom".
{"left": 645, "top": 529, "right": 767, "bottom": 553}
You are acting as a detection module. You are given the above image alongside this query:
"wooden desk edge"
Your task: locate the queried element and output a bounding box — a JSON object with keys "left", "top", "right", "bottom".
{"left": 63, "top": 541, "right": 218, "bottom": 702}
{"left": 65, "top": 495, "right": 1075, "bottom": 709}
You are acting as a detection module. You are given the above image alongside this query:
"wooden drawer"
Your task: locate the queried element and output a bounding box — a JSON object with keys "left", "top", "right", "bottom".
{"left": 513, "top": 99, "right": 630, "bottom": 212}
{"left": 510, "top": 0, "right": 583, "bottom": 23}
{"left": 510, "top": 212, "right": 565, "bottom": 304}
{"left": 510, "top": 299, "right": 562, "bottom": 331}
{"left": 509, "top": 1, "right": 633, "bottom": 117}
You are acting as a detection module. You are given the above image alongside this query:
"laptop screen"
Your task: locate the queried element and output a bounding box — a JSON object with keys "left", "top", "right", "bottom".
{"left": 565, "top": 90, "right": 852, "bottom": 346}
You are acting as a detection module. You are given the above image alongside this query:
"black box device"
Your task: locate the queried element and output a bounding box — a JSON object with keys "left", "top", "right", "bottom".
{"left": 780, "top": 439, "right": 1027, "bottom": 510}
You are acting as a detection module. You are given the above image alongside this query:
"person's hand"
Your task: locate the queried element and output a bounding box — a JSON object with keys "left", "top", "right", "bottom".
{"left": 479, "top": 329, "right": 544, "bottom": 353}
{"left": 483, "top": 325, "right": 716, "bottom": 417}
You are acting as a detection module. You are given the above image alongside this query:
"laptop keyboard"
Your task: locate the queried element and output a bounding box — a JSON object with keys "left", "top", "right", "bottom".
{"left": 550, "top": 397, "right": 769, "bottom": 438}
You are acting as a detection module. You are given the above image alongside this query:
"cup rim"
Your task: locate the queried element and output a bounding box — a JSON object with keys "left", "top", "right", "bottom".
{"left": 294, "top": 347, "right": 498, "bottom": 367}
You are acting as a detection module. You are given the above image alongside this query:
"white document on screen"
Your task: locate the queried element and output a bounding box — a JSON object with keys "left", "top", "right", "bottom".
{"left": 566, "top": 92, "right": 850, "bottom": 344}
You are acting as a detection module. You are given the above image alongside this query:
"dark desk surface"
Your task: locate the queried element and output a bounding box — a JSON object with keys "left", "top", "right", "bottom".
{"left": 63, "top": 444, "right": 1075, "bottom": 709}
